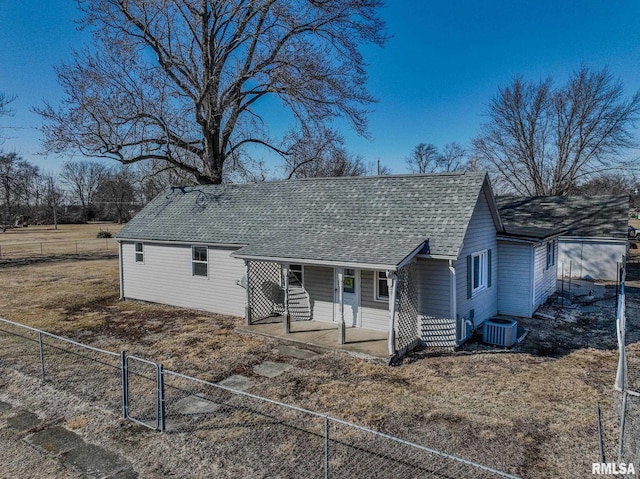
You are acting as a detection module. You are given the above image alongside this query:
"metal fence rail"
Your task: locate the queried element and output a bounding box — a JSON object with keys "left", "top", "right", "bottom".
{"left": 0, "top": 317, "right": 521, "bottom": 479}
{"left": 0, "top": 238, "right": 117, "bottom": 259}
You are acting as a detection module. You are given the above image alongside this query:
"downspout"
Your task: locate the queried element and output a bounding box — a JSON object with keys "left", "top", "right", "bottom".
{"left": 337, "top": 267, "right": 345, "bottom": 344}
{"left": 118, "top": 241, "right": 124, "bottom": 300}
{"left": 244, "top": 260, "right": 251, "bottom": 325}
{"left": 283, "top": 263, "right": 290, "bottom": 334}
{"left": 449, "top": 260, "right": 457, "bottom": 342}
{"left": 387, "top": 271, "right": 398, "bottom": 357}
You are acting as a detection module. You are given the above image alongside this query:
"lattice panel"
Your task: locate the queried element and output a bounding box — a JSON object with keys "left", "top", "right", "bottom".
{"left": 247, "top": 261, "right": 284, "bottom": 322}
{"left": 395, "top": 262, "right": 420, "bottom": 357}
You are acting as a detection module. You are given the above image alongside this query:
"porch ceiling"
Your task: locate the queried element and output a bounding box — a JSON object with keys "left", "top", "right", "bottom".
{"left": 232, "top": 233, "right": 428, "bottom": 270}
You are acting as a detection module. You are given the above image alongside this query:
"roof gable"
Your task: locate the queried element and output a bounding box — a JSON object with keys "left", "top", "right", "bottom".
{"left": 496, "top": 195, "right": 629, "bottom": 239}
{"left": 117, "top": 172, "right": 492, "bottom": 266}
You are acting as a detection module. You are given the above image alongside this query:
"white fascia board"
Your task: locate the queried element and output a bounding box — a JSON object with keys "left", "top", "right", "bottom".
{"left": 115, "top": 238, "right": 244, "bottom": 249}
{"left": 559, "top": 236, "right": 627, "bottom": 244}
{"left": 231, "top": 253, "right": 398, "bottom": 272}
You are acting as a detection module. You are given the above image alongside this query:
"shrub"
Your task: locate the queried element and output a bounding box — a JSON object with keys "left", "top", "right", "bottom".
{"left": 96, "top": 230, "right": 112, "bottom": 239}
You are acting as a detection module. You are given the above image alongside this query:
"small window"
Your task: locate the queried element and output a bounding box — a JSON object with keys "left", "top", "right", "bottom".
{"left": 471, "top": 250, "right": 487, "bottom": 294}
{"left": 547, "top": 240, "right": 556, "bottom": 268}
{"left": 343, "top": 269, "right": 355, "bottom": 294}
{"left": 192, "top": 246, "right": 208, "bottom": 277}
{"left": 375, "top": 271, "right": 389, "bottom": 301}
{"left": 135, "top": 242, "right": 144, "bottom": 263}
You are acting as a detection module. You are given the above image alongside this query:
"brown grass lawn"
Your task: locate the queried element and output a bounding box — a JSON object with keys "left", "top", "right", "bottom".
{"left": 0, "top": 223, "right": 123, "bottom": 260}
{"left": 0, "top": 222, "right": 123, "bottom": 244}
{"left": 1, "top": 246, "right": 637, "bottom": 478}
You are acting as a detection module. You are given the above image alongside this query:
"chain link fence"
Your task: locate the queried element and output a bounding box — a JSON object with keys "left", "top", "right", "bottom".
{"left": 613, "top": 259, "right": 640, "bottom": 472}
{"left": 0, "top": 238, "right": 117, "bottom": 259}
{"left": 0, "top": 317, "right": 521, "bottom": 479}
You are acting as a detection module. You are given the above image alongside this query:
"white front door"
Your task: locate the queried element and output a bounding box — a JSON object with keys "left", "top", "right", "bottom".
{"left": 334, "top": 268, "right": 360, "bottom": 327}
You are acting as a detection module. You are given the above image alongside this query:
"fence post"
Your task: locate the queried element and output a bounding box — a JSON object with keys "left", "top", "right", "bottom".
{"left": 618, "top": 391, "right": 628, "bottom": 463}
{"left": 38, "top": 332, "right": 46, "bottom": 381}
{"left": 158, "top": 363, "right": 166, "bottom": 432}
{"left": 324, "top": 416, "right": 330, "bottom": 479}
{"left": 121, "top": 351, "right": 128, "bottom": 419}
{"left": 75, "top": 240, "right": 78, "bottom": 254}
{"left": 596, "top": 402, "right": 605, "bottom": 463}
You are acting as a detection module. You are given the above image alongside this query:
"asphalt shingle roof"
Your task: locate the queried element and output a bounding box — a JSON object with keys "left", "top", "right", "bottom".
{"left": 116, "top": 172, "right": 491, "bottom": 267}
{"left": 496, "top": 195, "right": 629, "bottom": 239}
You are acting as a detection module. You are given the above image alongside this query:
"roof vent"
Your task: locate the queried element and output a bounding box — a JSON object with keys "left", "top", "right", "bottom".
{"left": 482, "top": 318, "right": 517, "bottom": 347}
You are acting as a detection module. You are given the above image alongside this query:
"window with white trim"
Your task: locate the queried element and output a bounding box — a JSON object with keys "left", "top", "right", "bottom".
{"left": 134, "top": 242, "right": 144, "bottom": 263}
{"left": 546, "top": 240, "right": 556, "bottom": 268}
{"left": 471, "top": 250, "right": 488, "bottom": 294}
{"left": 375, "top": 271, "right": 389, "bottom": 301}
{"left": 192, "top": 246, "right": 208, "bottom": 277}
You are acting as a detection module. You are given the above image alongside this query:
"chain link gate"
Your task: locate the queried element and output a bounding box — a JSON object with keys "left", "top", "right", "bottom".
{"left": 122, "top": 354, "right": 165, "bottom": 431}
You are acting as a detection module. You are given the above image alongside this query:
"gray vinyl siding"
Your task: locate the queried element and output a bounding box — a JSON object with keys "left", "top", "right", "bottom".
{"left": 303, "top": 265, "right": 334, "bottom": 323}
{"left": 533, "top": 242, "right": 557, "bottom": 308}
{"left": 416, "top": 258, "right": 451, "bottom": 318}
{"left": 360, "top": 270, "right": 390, "bottom": 332}
{"left": 121, "top": 242, "right": 247, "bottom": 317}
{"left": 456, "top": 188, "right": 499, "bottom": 328}
{"left": 497, "top": 241, "right": 533, "bottom": 317}
{"left": 558, "top": 239, "right": 627, "bottom": 281}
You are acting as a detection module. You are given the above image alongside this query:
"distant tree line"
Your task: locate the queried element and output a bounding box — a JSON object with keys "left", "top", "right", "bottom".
{"left": 0, "top": 154, "right": 173, "bottom": 229}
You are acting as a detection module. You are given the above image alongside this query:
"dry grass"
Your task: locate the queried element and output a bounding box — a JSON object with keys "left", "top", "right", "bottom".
{"left": 0, "top": 223, "right": 123, "bottom": 260}
{"left": 0, "top": 252, "right": 637, "bottom": 478}
{"left": 0, "top": 223, "right": 123, "bottom": 244}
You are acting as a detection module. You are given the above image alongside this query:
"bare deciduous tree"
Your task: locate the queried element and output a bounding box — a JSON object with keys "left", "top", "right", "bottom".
{"left": 406, "top": 142, "right": 467, "bottom": 174}
{"left": 95, "top": 166, "right": 136, "bottom": 224}
{"left": 473, "top": 67, "right": 640, "bottom": 196}
{"left": 406, "top": 143, "right": 439, "bottom": 174}
{"left": 283, "top": 128, "right": 368, "bottom": 179}
{"left": 60, "top": 161, "right": 108, "bottom": 218}
{"left": 37, "top": 0, "right": 386, "bottom": 185}
{"left": 0, "top": 91, "right": 16, "bottom": 143}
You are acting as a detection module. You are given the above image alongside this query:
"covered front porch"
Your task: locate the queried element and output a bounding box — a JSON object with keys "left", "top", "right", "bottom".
{"left": 237, "top": 319, "right": 389, "bottom": 359}
{"left": 235, "top": 252, "right": 424, "bottom": 361}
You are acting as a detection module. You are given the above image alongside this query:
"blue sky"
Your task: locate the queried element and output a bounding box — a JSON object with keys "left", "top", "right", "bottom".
{"left": 1, "top": 1, "right": 640, "bottom": 176}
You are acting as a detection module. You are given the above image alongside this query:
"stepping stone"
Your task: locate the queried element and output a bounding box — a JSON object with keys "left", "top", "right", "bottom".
{"left": 6, "top": 411, "right": 40, "bottom": 431}
{"left": 217, "top": 374, "right": 252, "bottom": 392}
{"left": 60, "top": 443, "right": 135, "bottom": 478}
{"left": 172, "top": 395, "right": 220, "bottom": 415}
{"left": 26, "top": 426, "right": 85, "bottom": 455}
{"left": 0, "top": 400, "right": 12, "bottom": 412}
{"left": 277, "top": 345, "right": 319, "bottom": 360}
{"left": 253, "top": 361, "right": 293, "bottom": 378}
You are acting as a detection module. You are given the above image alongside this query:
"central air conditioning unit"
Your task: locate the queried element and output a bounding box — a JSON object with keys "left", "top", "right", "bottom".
{"left": 482, "top": 318, "right": 518, "bottom": 347}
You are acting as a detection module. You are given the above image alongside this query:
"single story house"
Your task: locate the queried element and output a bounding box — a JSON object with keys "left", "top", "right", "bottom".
{"left": 115, "top": 172, "right": 507, "bottom": 359}
{"left": 497, "top": 196, "right": 629, "bottom": 281}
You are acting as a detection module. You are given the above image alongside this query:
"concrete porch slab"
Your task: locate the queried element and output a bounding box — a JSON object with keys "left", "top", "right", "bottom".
{"left": 237, "top": 320, "right": 389, "bottom": 359}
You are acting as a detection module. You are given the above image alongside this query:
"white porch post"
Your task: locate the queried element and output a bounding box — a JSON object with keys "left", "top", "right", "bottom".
{"left": 244, "top": 260, "right": 252, "bottom": 325}
{"left": 337, "top": 267, "right": 345, "bottom": 345}
{"left": 449, "top": 260, "right": 458, "bottom": 342}
{"left": 283, "top": 263, "right": 290, "bottom": 334}
{"left": 387, "top": 271, "right": 398, "bottom": 356}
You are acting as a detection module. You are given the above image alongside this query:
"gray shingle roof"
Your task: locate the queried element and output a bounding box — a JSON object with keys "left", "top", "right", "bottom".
{"left": 496, "top": 195, "right": 629, "bottom": 239}
{"left": 116, "top": 172, "right": 491, "bottom": 266}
